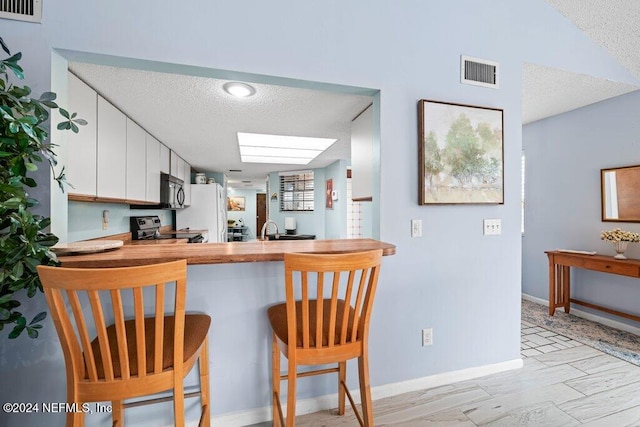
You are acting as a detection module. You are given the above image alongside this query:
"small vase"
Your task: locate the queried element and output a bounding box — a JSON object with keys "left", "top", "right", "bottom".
{"left": 613, "top": 241, "right": 629, "bottom": 259}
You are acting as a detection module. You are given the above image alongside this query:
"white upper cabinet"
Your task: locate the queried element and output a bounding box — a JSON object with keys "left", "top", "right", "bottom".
{"left": 351, "top": 105, "right": 373, "bottom": 201}
{"left": 66, "top": 73, "right": 97, "bottom": 197}
{"left": 146, "top": 134, "right": 161, "bottom": 203}
{"left": 170, "top": 150, "right": 180, "bottom": 179}
{"left": 159, "top": 142, "right": 170, "bottom": 174}
{"left": 125, "top": 118, "right": 147, "bottom": 202}
{"left": 97, "top": 96, "right": 127, "bottom": 199}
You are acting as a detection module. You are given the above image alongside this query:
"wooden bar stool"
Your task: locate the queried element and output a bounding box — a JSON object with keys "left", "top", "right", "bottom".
{"left": 267, "top": 250, "right": 383, "bottom": 426}
{"left": 37, "top": 259, "right": 210, "bottom": 427}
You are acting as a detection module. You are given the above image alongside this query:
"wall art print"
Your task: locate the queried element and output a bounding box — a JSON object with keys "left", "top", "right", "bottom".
{"left": 325, "top": 179, "right": 333, "bottom": 209}
{"left": 227, "top": 196, "right": 246, "bottom": 211}
{"left": 418, "top": 99, "right": 504, "bottom": 205}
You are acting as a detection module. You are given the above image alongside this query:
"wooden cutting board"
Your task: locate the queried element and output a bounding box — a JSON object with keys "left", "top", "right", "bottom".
{"left": 51, "top": 240, "right": 124, "bottom": 255}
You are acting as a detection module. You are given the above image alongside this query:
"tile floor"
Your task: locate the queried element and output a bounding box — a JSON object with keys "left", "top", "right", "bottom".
{"left": 252, "top": 321, "right": 640, "bottom": 426}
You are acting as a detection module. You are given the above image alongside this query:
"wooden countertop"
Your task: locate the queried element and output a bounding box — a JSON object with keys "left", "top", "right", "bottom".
{"left": 126, "top": 239, "right": 190, "bottom": 245}
{"left": 57, "top": 238, "right": 396, "bottom": 268}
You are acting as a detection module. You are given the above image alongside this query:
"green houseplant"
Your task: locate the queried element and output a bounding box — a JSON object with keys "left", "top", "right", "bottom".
{"left": 0, "top": 37, "right": 85, "bottom": 339}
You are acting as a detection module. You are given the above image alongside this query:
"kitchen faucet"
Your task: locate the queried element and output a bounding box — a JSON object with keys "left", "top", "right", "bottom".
{"left": 261, "top": 220, "right": 279, "bottom": 241}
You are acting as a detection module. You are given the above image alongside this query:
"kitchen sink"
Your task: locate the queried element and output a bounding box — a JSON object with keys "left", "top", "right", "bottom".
{"left": 266, "top": 234, "right": 316, "bottom": 241}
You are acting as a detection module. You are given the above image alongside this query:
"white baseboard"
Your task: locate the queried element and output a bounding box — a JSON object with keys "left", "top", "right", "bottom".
{"left": 206, "top": 358, "right": 523, "bottom": 426}
{"left": 522, "top": 293, "right": 640, "bottom": 336}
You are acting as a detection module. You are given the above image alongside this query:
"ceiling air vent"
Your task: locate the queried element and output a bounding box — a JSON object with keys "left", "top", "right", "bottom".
{"left": 461, "top": 55, "right": 499, "bottom": 89}
{"left": 0, "top": 0, "right": 42, "bottom": 23}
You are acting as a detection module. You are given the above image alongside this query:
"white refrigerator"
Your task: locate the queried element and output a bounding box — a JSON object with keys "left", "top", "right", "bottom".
{"left": 176, "top": 183, "right": 227, "bottom": 243}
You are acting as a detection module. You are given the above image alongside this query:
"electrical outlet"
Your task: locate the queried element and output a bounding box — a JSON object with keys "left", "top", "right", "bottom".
{"left": 422, "top": 328, "right": 433, "bottom": 346}
{"left": 411, "top": 219, "right": 422, "bottom": 238}
{"left": 102, "top": 209, "right": 109, "bottom": 230}
{"left": 483, "top": 218, "right": 501, "bottom": 235}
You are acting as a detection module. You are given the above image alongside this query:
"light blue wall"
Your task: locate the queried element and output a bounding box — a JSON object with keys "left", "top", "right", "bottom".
{"left": 3, "top": 0, "right": 640, "bottom": 426}
{"left": 265, "top": 161, "right": 348, "bottom": 239}
{"left": 324, "top": 159, "right": 348, "bottom": 239}
{"left": 522, "top": 90, "right": 640, "bottom": 326}
{"left": 68, "top": 201, "right": 173, "bottom": 242}
{"left": 267, "top": 169, "right": 326, "bottom": 238}
{"left": 226, "top": 188, "right": 259, "bottom": 240}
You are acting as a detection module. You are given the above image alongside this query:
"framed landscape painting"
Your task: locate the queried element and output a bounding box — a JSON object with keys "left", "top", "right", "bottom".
{"left": 418, "top": 100, "right": 504, "bottom": 205}
{"left": 227, "top": 196, "right": 246, "bottom": 211}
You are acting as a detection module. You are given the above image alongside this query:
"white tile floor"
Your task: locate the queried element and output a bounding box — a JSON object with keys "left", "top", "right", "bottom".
{"left": 520, "top": 320, "right": 583, "bottom": 358}
{"left": 249, "top": 320, "right": 640, "bottom": 426}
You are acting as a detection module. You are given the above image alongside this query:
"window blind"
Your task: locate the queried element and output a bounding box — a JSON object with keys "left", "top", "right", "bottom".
{"left": 280, "top": 172, "right": 314, "bottom": 211}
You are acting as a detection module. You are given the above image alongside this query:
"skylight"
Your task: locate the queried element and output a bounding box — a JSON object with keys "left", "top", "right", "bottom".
{"left": 237, "top": 133, "right": 337, "bottom": 165}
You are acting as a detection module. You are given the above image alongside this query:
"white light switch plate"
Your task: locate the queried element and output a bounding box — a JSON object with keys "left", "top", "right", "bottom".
{"left": 483, "top": 219, "right": 501, "bottom": 235}
{"left": 411, "top": 219, "right": 422, "bottom": 237}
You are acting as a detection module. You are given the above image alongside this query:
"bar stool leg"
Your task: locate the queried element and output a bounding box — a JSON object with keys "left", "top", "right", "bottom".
{"left": 358, "top": 353, "right": 374, "bottom": 426}
{"left": 286, "top": 355, "right": 297, "bottom": 427}
{"left": 111, "top": 400, "right": 123, "bottom": 426}
{"left": 272, "top": 333, "right": 282, "bottom": 427}
{"left": 338, "top": 361, "right": 346, "bottom": 415}
{"left": 199, "top": 336, "right": 210, "bottom": 427}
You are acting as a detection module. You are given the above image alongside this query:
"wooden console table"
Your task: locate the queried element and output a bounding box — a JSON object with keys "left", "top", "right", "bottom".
{"left": 546, "top": 250, "right": 640, "bottom": 322}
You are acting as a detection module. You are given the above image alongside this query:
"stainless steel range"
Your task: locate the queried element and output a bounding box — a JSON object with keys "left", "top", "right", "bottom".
{"left": 130, "top": 216, "right": 205, "bottom": 243}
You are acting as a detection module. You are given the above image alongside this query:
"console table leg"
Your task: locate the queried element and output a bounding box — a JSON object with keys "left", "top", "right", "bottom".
{"left": 548, "top": 258, "right": 556, "bottom": 316}
{"left": 563, "top": 266, "right": 570, "bottom": 313}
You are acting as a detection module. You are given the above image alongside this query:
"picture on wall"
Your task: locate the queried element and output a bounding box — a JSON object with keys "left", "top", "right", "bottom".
{"left": 227, "top": 196, "right": 246, "bottom": 211}
{"left": 325, "top": 179, "right": 333, "bottom": 209}
{"left": 418, "top": 99, "right": 504, "bottom": 205}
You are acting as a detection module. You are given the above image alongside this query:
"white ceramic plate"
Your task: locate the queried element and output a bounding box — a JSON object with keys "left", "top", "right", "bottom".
{"left": 51, "top": 240, "right": 123, "bottom": 255}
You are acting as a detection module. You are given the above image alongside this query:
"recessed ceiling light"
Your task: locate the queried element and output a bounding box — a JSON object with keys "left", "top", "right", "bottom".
{"left": 223, "top": 82, "right": 256, "bottom": 98}
{"left": 237, "top": 133, "right": 337, "bottom": 165}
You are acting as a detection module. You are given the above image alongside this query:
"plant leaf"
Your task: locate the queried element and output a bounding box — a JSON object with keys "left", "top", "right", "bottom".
{"left": 8, "top": 324, "right": 25, "bottom": 339}
{"left": 38, "top": 92, "right": 56, "bottom": 102}
{"left": 29, "top": 311, "right": 46, "bottom": 325}
{"left": 0, "top": 37, "right": 10, "bottom": 55}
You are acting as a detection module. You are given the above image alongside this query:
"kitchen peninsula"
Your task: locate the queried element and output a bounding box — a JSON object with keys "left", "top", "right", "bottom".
{"left": 57, "top": 238, "right": 396, "bottom": 267}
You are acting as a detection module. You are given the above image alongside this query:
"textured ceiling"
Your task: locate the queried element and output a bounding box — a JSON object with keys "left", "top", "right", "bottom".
{"left": 546, "top": 0, "right": 640, "bottom": 80}
{"left": 523, "top": 63, "right": 640, "bottom": 124}
{"left": 70, "top": 3, "right": 640, "bottom": 176}
{"left": 69, "top": 62, "right": 372, "bottom": 190}
{"left": 523, "top": 0, "right": 640, "bottom": 124}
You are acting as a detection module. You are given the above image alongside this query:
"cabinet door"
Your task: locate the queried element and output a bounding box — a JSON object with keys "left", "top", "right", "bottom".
{"left": 97, "top": 96, "right": 127, "bottom": 199}
{"left": 170, "top": 150, "right": 180, "bottom": 179}
{"left": 159, "top": 142, "right": 170, "bottom": 174}
{"left": 125, "top": 118, "right": 147, "bottom": 202}
{"left": 146, "top": 134, "right": 161, "bottom": 203}
{"left": 67, "top": 73, "right": 97, "bottom": 196}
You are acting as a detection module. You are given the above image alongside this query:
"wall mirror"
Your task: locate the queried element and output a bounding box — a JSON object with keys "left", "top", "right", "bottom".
{"left": 601, "top": 164, "right": 640, "bottom": 222}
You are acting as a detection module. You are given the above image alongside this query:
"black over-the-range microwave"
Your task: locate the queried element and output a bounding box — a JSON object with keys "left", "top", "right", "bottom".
{"left": 131, "top": 173, "right": 185, "bottom": 210}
